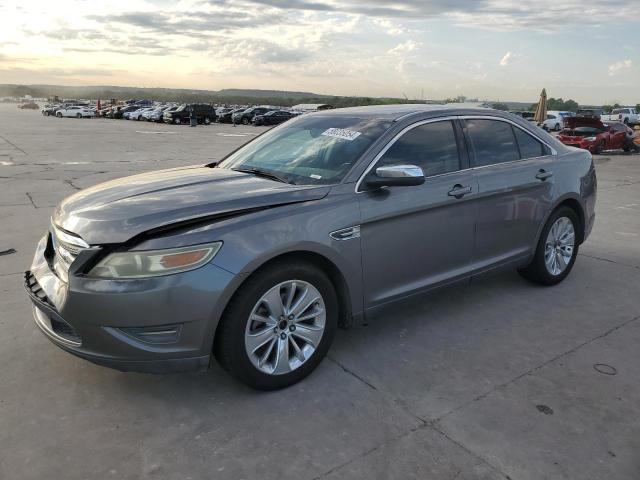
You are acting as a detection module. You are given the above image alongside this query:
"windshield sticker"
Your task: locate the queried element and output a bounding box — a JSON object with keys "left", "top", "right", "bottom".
{"left": 321, "top": 128, "right": 362, "bottom": 141}
{"left": 310, "top": 174, "right": 322, "bottom": 179}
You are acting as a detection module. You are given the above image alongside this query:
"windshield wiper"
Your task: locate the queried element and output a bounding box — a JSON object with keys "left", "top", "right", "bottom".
{"left": 232, "top": 167, "right": 290, "bottom": 184}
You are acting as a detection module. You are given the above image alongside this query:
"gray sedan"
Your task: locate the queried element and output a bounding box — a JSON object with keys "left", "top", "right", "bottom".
{"left": 25, "top": 105, "right": 597, "bottom": 389}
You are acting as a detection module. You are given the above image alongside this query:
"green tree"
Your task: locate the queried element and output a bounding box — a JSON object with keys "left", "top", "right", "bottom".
{"left": 491, "top": 102, "right": 509, "bottom": 111}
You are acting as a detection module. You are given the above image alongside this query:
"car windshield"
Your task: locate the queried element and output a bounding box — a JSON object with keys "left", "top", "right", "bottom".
{"left": 218, "top": 115, "right": 391, "bottom": 185}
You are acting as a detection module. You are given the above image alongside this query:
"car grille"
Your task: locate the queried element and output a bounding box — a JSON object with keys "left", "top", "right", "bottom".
{"left": 50, "top": 223, "right": 89, "bottom": 273}
{"left": 25, "top": 271, "right": 82, "bottom": 344}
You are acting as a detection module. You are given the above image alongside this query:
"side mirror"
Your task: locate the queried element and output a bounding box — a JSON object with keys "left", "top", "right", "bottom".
{"left": 365, "top": 165, "right": 425, "bottom": 188}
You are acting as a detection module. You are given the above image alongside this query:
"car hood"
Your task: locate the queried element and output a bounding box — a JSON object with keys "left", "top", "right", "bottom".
{"left": 54, "top": 166, "right": 330, "bottom": 245}
{"left": 565, "top": 116, "right": 606, "bottom": 130}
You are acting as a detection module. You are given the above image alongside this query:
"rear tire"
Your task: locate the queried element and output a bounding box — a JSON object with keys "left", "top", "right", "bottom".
{"left": 76, "top": 113, "right": 82, "bottom": 118}
{"left": 242, "top": 117, "right": 249, "bottom": 125}
{"left": 518, "top": 206, "right": 579, "bottom": 286}
{"left": 215, "top": 261, "right": 337, "bottom": 390}
{"left": 204, "top": 116, "right": 211, "bottom": 125}
{"left": 174, "top": 117, "right": 181, "bottom": 125}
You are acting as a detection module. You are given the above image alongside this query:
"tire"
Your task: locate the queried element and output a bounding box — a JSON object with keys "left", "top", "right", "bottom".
{"left": 518, "top": 206, "right": 580, "bottom": 286}
{"left": 242, "top": 117, "right": 249, "bottom": 125}
{"left": 76, "top": 113, "right": 82, "bottom": 118}
{"left": 173, "top": 117, "right": 181, "bottom": 125}
{"left": 594, "top": 141, "right": 605, "bottom": 155}
{"left": 215, "top": 261, "right": 338, "bottom": 390}
{"left": 554, "top": 123, "right": 560, "bottom": 131}
{"left": 204, "top": 116, "right": 211, "bottom": 125}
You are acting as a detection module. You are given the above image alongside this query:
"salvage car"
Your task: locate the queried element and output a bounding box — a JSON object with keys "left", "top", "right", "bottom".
{"left": 218, "top": 108, "right": 246, "bottom": 123}
{"left": 41, "top": 105, "right": 61, "bottom": 116}
{"left": 25, "top": 105, "right": 597, "bottom": 390}
{"left": 18, "top": 102, "right": 39, "bottom": 110}
{"left": 232, "top": 106, "right": 274, "bottom": 125}
{"left": 558, "top": 117, "right": 637, "bottom": 154}
{"left": 253, "top": 110, "right": 296, "bottom": 126}
{"left": 163, "top": 104, "right": 216, "bottom": 125}
{"left": 56, "top": 106, "right": 94, "bottom": 118}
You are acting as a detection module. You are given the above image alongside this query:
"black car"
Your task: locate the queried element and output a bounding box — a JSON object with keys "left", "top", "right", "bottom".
{"left": 218, "top": 108, "right": 245, "bottom": 124}
{"left": 253, "top": 110, "right": 296, "bottom": 126}
{"left": 163, "top": 104, "right": 216, "bottom": 125}
{"left": 232, "top": 107, "right": 274, "bottom": 125}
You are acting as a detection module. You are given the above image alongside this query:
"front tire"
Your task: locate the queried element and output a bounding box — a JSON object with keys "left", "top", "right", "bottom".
{"left": 215, "top": 261, "right": 338, "bottom": 390}
{"left": 173, "top": 117, "right": 181, "bottom": 125}
{"left": 242, "top": 117, "right": 249, "bottom": 125}
{"left": 518, "top": 206, "right": 579, "bottom": 286}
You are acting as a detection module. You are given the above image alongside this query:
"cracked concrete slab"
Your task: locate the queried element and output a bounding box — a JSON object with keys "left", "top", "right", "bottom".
{"left": 436, "top": 317, "right": 640, "bottom": 480}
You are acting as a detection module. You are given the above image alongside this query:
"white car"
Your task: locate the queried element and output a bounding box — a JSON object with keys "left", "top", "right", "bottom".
{"left": 56, "top": 106, "right": 94, "bottom": 118}
{"left": 128, "top": 107, "right": 155, "bottom": 120}
{"left": 542, "top": 111, "right": 573, "bottom": 131}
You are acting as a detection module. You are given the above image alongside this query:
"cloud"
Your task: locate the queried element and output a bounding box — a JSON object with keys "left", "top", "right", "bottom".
{"left": 608, "top": 59, "right": 632, "bottom": 76}
{"left": 500, "top": 52, "right": 513, "bottom": 66}
{"left": 387, "top": 40, "right": 420, "bottom": 55}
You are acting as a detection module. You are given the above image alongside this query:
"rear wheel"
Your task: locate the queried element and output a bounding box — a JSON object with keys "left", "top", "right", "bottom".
{"left": 203, "top": 116, "right": 211, "bottom": 125}
{"left": 518, "top": 206, "right": 579, "bottom": 286}
{"left": 242, "top": 117, "right": 249, "bottom": 125}
{"left": 554, "top": 123, "right": 561, "bottom": 131}
{"left": 173, "top": 117, "right": 181, "bottom": 125}
{"left": 76, "top": 113, "right": 82, "bottom": 118}
{"left": 215, "top": 261, "right": 337, "bottom": 390}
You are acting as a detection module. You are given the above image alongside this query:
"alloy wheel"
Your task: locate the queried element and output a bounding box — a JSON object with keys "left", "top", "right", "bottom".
{"left": 544, "top": 216, "right": 575, "bottom": 276}
{"left": 244, "top": 280, "right": 326, "bottom": 375}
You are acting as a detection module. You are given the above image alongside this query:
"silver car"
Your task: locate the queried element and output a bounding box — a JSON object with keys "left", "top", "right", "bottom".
{"left": 25, "top": 105, "right": 597, "bottom": 389}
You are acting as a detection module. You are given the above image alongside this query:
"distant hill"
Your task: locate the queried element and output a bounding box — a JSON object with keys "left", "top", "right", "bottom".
{"left": 216, "top": 89, "right": 322, "bottom": 98}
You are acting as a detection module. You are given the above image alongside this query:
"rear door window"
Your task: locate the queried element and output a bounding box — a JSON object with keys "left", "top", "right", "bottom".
{"left": 378, "top": 120, "right": 461, "bottom": 177}
{"left": 464, "top": 119, "right": 520, "bottom": 166}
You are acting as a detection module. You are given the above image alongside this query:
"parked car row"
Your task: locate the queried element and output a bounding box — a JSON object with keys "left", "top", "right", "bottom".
{"left": 41, "top": 100, "right": 303, "bottom": 128}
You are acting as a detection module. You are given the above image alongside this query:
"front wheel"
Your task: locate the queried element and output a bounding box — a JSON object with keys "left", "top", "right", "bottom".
{"left": 203, "top": 116, "right": 211, "bottom": 125}
{"left": 215, "top": 262, "right": 337, "bottom": 390}
{"left": 173, "top": 117, "right": 181, "bottom": 124}
{"left": 518, "top": 206, "right": 579, "bottom": 286}
{"left": 242, "top": 117, "right": 249, "bottom": 125}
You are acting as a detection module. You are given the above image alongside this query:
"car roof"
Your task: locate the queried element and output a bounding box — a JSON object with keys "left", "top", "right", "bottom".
{"left": 306, "top": 104, "right": 499, "bottom": 121}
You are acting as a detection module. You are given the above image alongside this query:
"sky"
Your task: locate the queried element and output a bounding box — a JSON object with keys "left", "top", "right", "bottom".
{"left": 0, "top": 0, "right": 639, "bottom": 104}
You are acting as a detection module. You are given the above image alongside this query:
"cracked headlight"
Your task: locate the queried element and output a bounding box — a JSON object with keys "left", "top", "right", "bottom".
{"left": 88, "top": 242, "right": 222, "bottom": 279}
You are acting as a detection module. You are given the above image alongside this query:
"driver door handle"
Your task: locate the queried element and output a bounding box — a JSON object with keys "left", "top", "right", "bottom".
{"left": 448, "top": 184, "right": 472, "bottom": 198}
{"left": 536, "top": 169, "right": 553, "bottom": 181}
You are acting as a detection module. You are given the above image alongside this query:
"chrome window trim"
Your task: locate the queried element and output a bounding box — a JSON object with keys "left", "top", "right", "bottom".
{"left": 461, "top": 115, "right": 558, "bottom": 157}
{"left": 355, "top": 114, "right": 557, "bottom": 193}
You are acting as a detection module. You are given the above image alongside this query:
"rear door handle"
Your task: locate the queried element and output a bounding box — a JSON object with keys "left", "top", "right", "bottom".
{"left": 448, "top": 184, "right": 472, "bottom": 198}
{"left": 535, "top": 170, "right": 553, "bottom": 181}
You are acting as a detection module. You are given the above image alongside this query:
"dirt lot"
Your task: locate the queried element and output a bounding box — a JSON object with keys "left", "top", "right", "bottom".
{"left": 1, "top": 104, "right": 640, "bottom": 480}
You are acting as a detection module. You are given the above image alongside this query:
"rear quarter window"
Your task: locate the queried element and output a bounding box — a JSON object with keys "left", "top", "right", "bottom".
{"left": 513, "top": 127, "right": 546, "bottom": 159}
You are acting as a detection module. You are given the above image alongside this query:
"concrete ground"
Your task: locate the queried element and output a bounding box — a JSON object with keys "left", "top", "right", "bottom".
{"left": 1, "top": 104, "right": 639, "bottom": 480}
